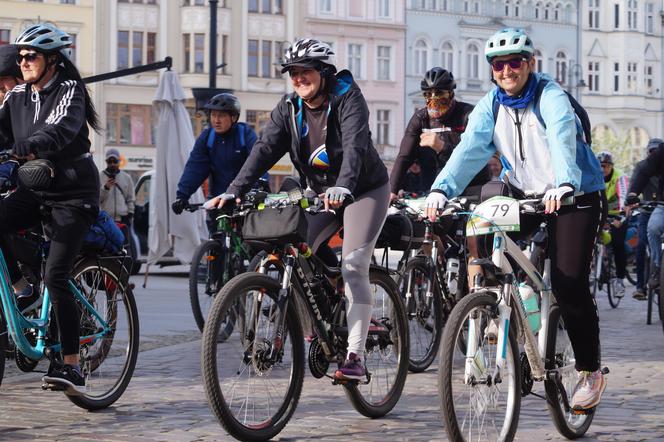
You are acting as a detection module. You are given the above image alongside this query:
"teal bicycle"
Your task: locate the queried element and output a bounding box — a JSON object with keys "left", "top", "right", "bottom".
{"left": 0, "top": 239, "right": 140, "bottom": 410}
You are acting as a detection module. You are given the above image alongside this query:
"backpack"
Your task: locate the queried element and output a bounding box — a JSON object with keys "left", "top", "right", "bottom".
{"left": 492, "top": 78, "right": 592, "bottom": 147}
{"left": 206, "top": 125, "right": 247, "bottom": 154}
{"left": 83, "top": 210, "right": 125, "bottom": 254}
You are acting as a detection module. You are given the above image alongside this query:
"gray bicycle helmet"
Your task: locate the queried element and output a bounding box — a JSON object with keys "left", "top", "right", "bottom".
{"left": 596, "top": 151, "right": 613, "bottom": 164}
{"left": 281, "top": 38, "right": 336, "bottom": 73}
{"left": 14, "top": 23, "right": 72, "bottom": 58}
{"left": 0, "top": 45, "right": 21, "bottom": 78}
{"left": 421, "top": 67, "right": 456, "bottom": 91}
{"left": 203, "top": 93, "right": 241, "bottom": 117}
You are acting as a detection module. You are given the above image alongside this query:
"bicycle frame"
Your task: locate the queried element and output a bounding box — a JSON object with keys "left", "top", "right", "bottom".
{"left": 0, "top": 248, "right": 112, "bottom": 361}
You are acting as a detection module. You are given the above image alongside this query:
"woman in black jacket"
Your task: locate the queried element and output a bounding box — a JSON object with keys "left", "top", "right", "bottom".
{"left": 208, "top": 38, "right": 390, "bottom": 381}
{"left": 0, "top": 24, "right": 100, "bottom": 394}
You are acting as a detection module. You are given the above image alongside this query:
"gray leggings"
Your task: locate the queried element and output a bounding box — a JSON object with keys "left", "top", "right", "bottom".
{"left": 306, "top": 182, "right": 390, "bottom": 356}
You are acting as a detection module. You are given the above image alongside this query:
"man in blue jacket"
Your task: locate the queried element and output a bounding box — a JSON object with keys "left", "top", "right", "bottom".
{"left": 171, "top": 93, "right": 259, "bottom": 219}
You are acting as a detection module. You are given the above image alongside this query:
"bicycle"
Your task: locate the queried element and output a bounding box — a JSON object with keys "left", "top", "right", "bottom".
{"left": 591, "top": 214, "right": 628, "bottom": 308}
{"left": 438, "top": 195, "right": 608, "bottom": 441}
{"left": 201, "top": 190, "right": 409, "bottom": 441}
{"left": 0, "top": 233, "right": 139, "bottom": 410}
{"left": 636, "top": 201, "right": 664, "bottom": 328}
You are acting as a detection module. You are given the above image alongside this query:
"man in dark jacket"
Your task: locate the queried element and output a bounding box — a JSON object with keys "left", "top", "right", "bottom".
{"left": 171, "top": 93, "right": 258, "bottom": 216}
{"left": 390, "top": 67, "right": 490, "bottom": 199}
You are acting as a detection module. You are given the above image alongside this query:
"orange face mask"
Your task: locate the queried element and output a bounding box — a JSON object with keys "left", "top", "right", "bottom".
{"left": 425, "top": 90, "right": 453, "bottom": 119}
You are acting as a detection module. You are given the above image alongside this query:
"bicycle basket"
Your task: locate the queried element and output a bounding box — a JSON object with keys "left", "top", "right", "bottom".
{"left": 241, "top": 205, "right": 308, "bottom": 244}
{"left": 376, "top": 213, "right": 425, "bottom": 251}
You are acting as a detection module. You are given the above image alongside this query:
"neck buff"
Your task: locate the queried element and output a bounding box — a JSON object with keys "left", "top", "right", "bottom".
{"left": 426, "top": 97, "right": 455, "bottom": 119}
{"left": 495, "top": 73, "right": 537, "bottom": 109}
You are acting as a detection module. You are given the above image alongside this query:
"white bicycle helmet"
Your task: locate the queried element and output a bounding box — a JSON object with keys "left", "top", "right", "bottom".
{"left": 281, "top": 38, "right": 335, "bottom": 73}
{"left": 484, "top": 28, "right": 534, "bottom": 62}
{"left": 14, "top": 23, "right": 72, "bottom": 58}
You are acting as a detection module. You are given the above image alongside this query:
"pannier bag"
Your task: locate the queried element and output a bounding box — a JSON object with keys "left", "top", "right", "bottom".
{"left": 83, "top": 210, "right": 125, "bottom": 254}
{"left": 17, "top": 159, "right": 55, "bottom": 191}
{"left": 376, "top": 213, "right": 425, "bottom": 251}
{"left": 241, "top": 206, "right": 308, "bottom": 244}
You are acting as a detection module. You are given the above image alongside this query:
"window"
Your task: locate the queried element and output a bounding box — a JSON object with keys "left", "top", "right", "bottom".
{"left": 376, "top": 110, "right": 390, "bottom": 146}
{"left": 467, "top": 43, "right": 479, "bottom": 80}
{"left": 274, "top": 41, "right": 285, "bottom": 76}
{"left": 183, "top": 34, "right": 191, "bottom": 72}
{"left": 588, "top": 61, "right": 599, "bottom": 92}
{"left": 194, "top": 33, "right": 205, "bottom": 73}
{"left": 627, "top": 0, "right": 637, "bottom": 30}
{"left": 262, "top": 0, "right": 271, "bottom": 13}
{"left": 413, "top": 0, "right": 425, "bottom": 9}
{"left": 320, "top": 0, "right": 332, "bottom": 13}
{"left": 118, "top": 31, "right": 129, "bottom": 69}
{"left": 274, "top": 0, "right": 282, "bottom": 13}
{"left": 413, "top": 39, "right": 428, "bottom": 76}
{"left": 644, "top": 64, "right": 654, "bottom": 95}
{"left": 0, "top": 29, "right": 9, "bottom": 45}
{"left": 464, "top": 1, "right": 469, "bottom": 12}
{"left": 535, "top": 2, "right": 540, "bottom": 19}
{"left": 614, "top": 3, "right": 620, "bottom": 29}
{"left": 614, "top": 62, "right": 620, "bottom": 92}
{"left": 588, "top": 0, "right": 600, "bottom": 29}
{"left": 106, "top": 104, "right": 155, "bottom": 146}
{"left": 646, "top": 2, "right": 654, "bottom": 33}
{"left": 555, "top": 51, "right": 567, "bottom": 85}
{"left": 348, "top": 0, "right": 363, "bottom": 16}
{"left": 147, "top": 32, "right": 156, "bottom": 64}
{"left": 69, "top": 33, "right": 77, "bottom": 64}
{"left": 246, "top": 110, "right": 271, "bottom": 134}
{"left": 627, "top": 62, "right": 637, "bottom": 92}
{"left": 473, "top": 1, "right": 479, "bottom": 13}
{"left": 348, "top": 43, "right": 362, "bottom": 78}
{"left": 248, "top": 0, "right": 259, "bottom": 12}
{"left": 514, "top": 0, "right": 520, "bottom": 17}
{"left": 504, "top": 0, "right": 510, "bottom": 16}
{"left": 378, "top": 0, "right": 390, "bottom": 17}
{"left": 377, "top": 45, "right": 391, "bottom": 80}
{"left": 248, "top": 40, "right": 259, "bottom": 76}
{"left": 132, "top": 31, "right": 143, "bottom": 67}
{"left": 554, "top": 3, "right": 561, "bottom": 21}
{"left": 441, "top": 42, "right": 453, "bottom": 72}
{"left": 261, "top": 41, "right": 272, "bottom": 77}
{"left": 60, "top": 0, "right": 76, "bottom": 4}
{"left": 534, "top": 49, "right": 543, "bottom": 72}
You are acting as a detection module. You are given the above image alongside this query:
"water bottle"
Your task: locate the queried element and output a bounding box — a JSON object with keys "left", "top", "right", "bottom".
{"left": 518, "top": 283, "right": 541, "bottom": 333}
{"left": 446, "top": 257, "right": 460, "bottom": 295}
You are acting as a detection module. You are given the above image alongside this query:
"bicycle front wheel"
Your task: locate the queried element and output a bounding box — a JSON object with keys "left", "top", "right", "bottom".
{"left": 439, "top": 290, "right": 521, "bottom": 442}
{"left": 0, "top": 306, "right": 6, "bottom": 388}
{"left": 68, "top": 257, "right": 140, "bottom": 410}
{"left": 659, "top": 264, "right": 664, "bottom": 333}
{"left": 202, "top": 272, "right": 304, "bottom": 441}
{"left": 344, "top": 268, "right": 409, "bottom": 418}
{"left": 189, "top": 240, "right": 225, "bottom": 333}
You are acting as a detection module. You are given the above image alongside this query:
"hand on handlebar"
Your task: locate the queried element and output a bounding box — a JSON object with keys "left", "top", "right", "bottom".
{"left": 424, "top": 191, "right": 448, "bottom": 222}
{"left": 171, "top": 198, "right": 188, "bottom": 215}
{"left": 323, "top": 186, "right": 352, "bottom": 211}
{"left": 542, "top": 185, "right": 574, "bottom": 214}
{"left": 204, "top": 193, "right": 239, "bottom": 210}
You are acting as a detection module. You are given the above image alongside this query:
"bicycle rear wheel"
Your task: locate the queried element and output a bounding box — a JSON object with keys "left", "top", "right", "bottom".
{"left": 344, "top": 269, "right": 409, "bottom": 418}
{"left": 659, "top": 264, "right": 664, "bottom": 334}
{"left": 397, "top": 256, "right": 443, "bottom": 373}
{"left": 0, "top": 307, "right": 6, "bottom": 388}
{"left": 544, "top": 304, "right": 593, "bottom": 438}
{"left": 439, "top": 290, "right": 521, "bottom": 442}
{"left": 67, "top": 257, "right": 140, "bottom": 410}
{"left": 202, "top": 272, "right": 304, "bottom": 441}
{"left": 189, "top": 240, "right": 227, "bottom": 333}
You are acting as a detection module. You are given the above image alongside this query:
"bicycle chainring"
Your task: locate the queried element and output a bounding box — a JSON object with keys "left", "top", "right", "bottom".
{"left": 308, "top": 337, "right": 329, "bottom": 379}
{"left": 520, "top": 351, "right": 533, "bottom": 397}
{"left": 15, "top": 331, "right": 39, "bottom": 372}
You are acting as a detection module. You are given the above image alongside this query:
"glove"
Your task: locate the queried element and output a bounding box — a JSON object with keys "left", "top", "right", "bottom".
{"left": 425, "top": 191, "right": 448, "bottom": 209}
{"left": 171, "top": 198, "right": 189, "bottom": 215}
{"left": 542, "top": 185, "right": 574, "bottom": 213}
{"left": 324, "top": 186, "right": 352, "bottom": 204}
{"left": 12, "top": 140, "right": 32, "bottom": 158}
{"left": 203, "top": 193, "right": 236, "bottom": 210}
{"left": 625, "top": 193, "right": 640, "bottom": 206}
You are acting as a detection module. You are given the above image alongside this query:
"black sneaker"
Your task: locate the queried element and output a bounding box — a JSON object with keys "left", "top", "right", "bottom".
{"left": 42, "top": 364, "right": 86, "bottom": 396}
{"left": 16, "top": 285, "right": 40, "bottom": 313}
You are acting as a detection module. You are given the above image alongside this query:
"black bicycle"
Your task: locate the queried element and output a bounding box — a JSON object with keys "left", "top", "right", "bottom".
{"left": 201, "top": 190, "right": 409, "bottom": 441}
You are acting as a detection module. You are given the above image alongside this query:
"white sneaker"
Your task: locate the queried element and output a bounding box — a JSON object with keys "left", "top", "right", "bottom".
{"left": 612, "top": 278, "right": 625, "bottom": 298}
{"left": 571, "top": 370, "right": 606, "bottom": 410}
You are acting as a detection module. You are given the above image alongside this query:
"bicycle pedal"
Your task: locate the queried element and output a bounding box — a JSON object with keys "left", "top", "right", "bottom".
{"left": 41, "top": 382, "right": 66, "bottom": 392}
{"left": 571, "top": 406, "right": 595, "bottom": 415}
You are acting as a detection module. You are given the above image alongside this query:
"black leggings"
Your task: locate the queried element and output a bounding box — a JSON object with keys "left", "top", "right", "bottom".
{"left": 0, "top": 188, "right": 97, "bottom": 356}
{"left": 609, "top": 222, "right": 627, "bottom": 279}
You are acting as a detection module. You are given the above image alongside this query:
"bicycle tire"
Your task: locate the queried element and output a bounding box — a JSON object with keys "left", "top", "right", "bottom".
{"left": 67, "top": 257, "right": 140, "bottom": 410}
{"left": 605, "top": 256, "right": 621, "bottom": 309}
{"left": 189, "top": 240, "right": 226, "bottom": 333}
{"left": 0, "top": 307, "right": 6, "bottom": 388}
{"left": 647, "top": 285, "right": 655, "bottom": 325}
{"left": 659, "top": 264, "right": 664, "bottom": 334}
{"left": 397, "top": 256, "right": 443, "bottom": 373}
{"left": 202, "top": 272, "right": 304, "bottom": 441}
{"left": 591, "top": 246, "right": 600, "bottom": 299}
{"left": 544, "top": 304, "right": 594, "bottom": 439}
{"left": 344, "top": 268, "right": 409, "bottom": 418}
{"left": 439, "top": 290, "right": 521, "bottom": 442}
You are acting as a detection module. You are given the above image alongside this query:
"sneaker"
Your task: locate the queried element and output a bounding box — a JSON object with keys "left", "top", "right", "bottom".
{"left": 16, "top": 285, "right": 40, "bottom": 313}
{"left": 334, "top": 352, "right": 366, "bottom": 381}
{"left": 613, "top": 278, "right": 625, "bottom": 298}
{"left": 42, "top": 363, "right": 86, "bottom": 396}
{"left": 632, "top": 288, "right": 647, "bottom": 301}
{"left": 570, "top": 369, "right": 606, "bottom": 410}
{"left": 648, "top": 267, "right": 660, "bottom": 289}
{"left": 484, "top": 319, "right": 499, "bottom": 344}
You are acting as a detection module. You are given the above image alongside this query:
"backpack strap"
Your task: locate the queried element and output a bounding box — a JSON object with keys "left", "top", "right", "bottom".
{"left": 206, "top": 127, "right": 215, "bottom": 150}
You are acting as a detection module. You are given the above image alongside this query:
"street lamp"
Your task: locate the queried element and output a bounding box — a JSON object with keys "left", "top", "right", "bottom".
{"left": 568, "top": 63, "right": 586, "bottom": 101}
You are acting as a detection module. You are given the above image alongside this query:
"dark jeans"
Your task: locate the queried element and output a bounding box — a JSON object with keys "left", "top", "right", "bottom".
{"left": 0, "top": 187, "right": 97, "bottom": 356}
{"left": 636, "top": 212, "right": 651, "bottom": 289}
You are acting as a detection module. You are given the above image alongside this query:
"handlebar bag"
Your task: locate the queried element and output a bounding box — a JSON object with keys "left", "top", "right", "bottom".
{"left": 376, "top": 213, "right": 425, "bottom": 251}
{"left": 17, "top": 159, "right": 55, "bottom": 191}
{"left": 241, "top": 205, "right": 308, "bottom": 244}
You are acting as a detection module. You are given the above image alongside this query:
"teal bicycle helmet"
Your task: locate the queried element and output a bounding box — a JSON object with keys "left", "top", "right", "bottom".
{"left": 484, "top": 28, "right": 534, "bottom": 62}
{"left": 14, "top": 23, "right": 72, "bottom": 58}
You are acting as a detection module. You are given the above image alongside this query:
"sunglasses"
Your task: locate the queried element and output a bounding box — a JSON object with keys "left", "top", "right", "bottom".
{"left": 491, "top": 57, "right": 528, "bottom": 72}
{"left": 288, "top": 68, "right": 316, "bottom": 79}
{"left": 600, "top": 163, "right": 612, "bottom": 168}
{"left": 16, "top": 52, "right": 41, "bottom": 65}
{"left": 423, "top": 90, "right": 452, "bottom": 100}
{"left": 106, "top": 158, "right": 119, "bottom": 164}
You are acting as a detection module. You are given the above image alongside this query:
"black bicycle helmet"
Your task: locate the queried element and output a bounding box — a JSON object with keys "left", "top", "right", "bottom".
{"left": 0, "top": 45, "right": 21, "bottom": 79}
{"left": 203, "top": 93, "right": 241, "bottom": 117}
{"left": 421, "top": 67, "right": 456, "bottom": 91}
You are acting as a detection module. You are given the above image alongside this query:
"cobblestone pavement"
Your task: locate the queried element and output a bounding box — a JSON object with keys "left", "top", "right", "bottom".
{"left": 1, "top": 273, "right": 664, "bottom": 441}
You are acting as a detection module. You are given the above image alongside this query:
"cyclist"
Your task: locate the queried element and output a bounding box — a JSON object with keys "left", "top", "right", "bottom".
{"left": 424, "top": 28, "right": 606, "bottom": 411}
{"left": 597, "top": 151, "right": 629, "bottom": 298}
{"left": 171, "top": 93, "right": 259, "bottom": 222}
{"left": 0, "top": 44, "right": 23, "bottom": 102}
{"left": 0, "top": 23, "right": 100, "bottom": 394}
{"left": 630, "top": 139, "right": 661, "bottom": 300}
{"left": 207, "top": 38, "right": 389, "bottom": 381}
{"left": 628, "top": 139, "right": 664, "bottom": 291}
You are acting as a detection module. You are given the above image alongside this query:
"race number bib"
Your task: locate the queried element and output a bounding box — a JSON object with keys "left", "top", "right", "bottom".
{"left": 466, "top": 196, "right": 520, "bottom": 237}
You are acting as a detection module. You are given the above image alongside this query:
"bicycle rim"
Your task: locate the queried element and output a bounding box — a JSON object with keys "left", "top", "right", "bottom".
{"left": 202, "top": 272, "right": 304, "bottom": 441}
{"left": 439, "top": 291, "right": 520, "bottom": 442}
{"left": 68, "top": 259, "right": 140, "bottom": 410}
{"left": 544, "top": 305, "right": 593, "bottom": 438}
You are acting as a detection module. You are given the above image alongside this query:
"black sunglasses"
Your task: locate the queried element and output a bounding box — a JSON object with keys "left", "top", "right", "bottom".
{"left": 16, "top": 52, "right": 42, "bottom": 65}
{"left": 491, "top": 57, "right": 528, "bottom": 72}
{"left": 106, "top": 158, "right": 119, "bottom": 164}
